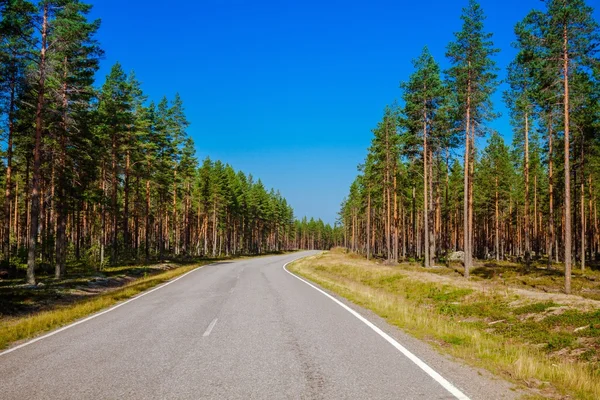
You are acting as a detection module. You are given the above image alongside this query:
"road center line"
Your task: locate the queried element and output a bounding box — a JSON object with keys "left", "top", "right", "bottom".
{"left": 203, "top": 318, "right": 219, "bottom": 337}
{"left": 282, "top": 259, "right": 471, "bottom": 400}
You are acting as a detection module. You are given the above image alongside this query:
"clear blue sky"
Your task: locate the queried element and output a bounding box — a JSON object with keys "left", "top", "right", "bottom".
{"left": 89, "top": 0, "right": 599, "bottom": 225}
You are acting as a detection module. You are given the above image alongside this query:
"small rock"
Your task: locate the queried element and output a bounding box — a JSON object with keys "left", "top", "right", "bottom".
{"left": 447, "top": 251, "right": 465, "bottom": 262}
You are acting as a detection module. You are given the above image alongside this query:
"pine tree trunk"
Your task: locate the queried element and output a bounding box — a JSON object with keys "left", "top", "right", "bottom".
{"left": 111, "top": 132, "right": 118, "bottom": 265}
{"left": 55, "top": 59, "right": 69, "bottom": 279}
{"left": 123, "top": 148, "right": 130, "bottom": 255}
{"left": 14, "top": 179, "right": 18, "bottom": 252}
{"left": 548, "top": 121, "right": 555, "bottom": 267}
{"left": 212, "top": 200, "right": 217, "bottom": 257}
{"left": 445, "top": 149, "right": 450, "bottom": 255}
{"left": 563, "top": 26, "right": 572, "bottom": 294}
{"left": 581, "top": 139, "right": 585, "bottom": 272}
{"left": 495, "top": 176, "right": 500, "bottom": 261}
{"left": 185, "top": 180, "right": 191, "bottom": 254}
{"left": 588, "top": 176, "right": 593, "bottom": 261}
{"left": 4, "top": 57, "right": 17, "bottom": 265}
{"left": 145, "top": 174, "right": 151, "bottom": 262}
{"left": 412, "top": 186, "right": 416, "bottom": 258}
{"left": 524, "top": 112, "right": 531, "bottom": 269}
{"left": 393, "top": 174, "right": 398, "bottom": 262}
{"left": 534, "top": 174, "right": 538, "bottom": 258}
{"left": 423, "top": 116, "right": 430, "bottom": 268}
{"left": 366, "top": 190, "right": 371, "bottom": 260}
{"left": 581, "top": 173, "right": 585, "bottom": 272}
{"left": 27, "top": 5, "right": 49, "bottom": 285}
{"left": 101, "top": 163, "right": 106, "bottom": 268}
{"left": 173, "top": 169, "right": 177, "bottom": 255}
{"left": 429, "top": 150, "right": 435, "bottom": 266}
{"left": 463, "top": 85, "right": 472, "bottom": 277}
{"left": 469, "top": 131, "right": 474, "bottom": 261}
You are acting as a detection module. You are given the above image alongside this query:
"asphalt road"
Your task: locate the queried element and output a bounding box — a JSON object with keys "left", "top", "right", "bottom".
{"left": 0, "top": 251, "right": 519, "bottom": 399}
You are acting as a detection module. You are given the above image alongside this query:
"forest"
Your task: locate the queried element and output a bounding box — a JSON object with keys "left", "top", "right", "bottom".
{"left": 339, "top": 0, "right": 599, "bottom": 294}
{"left": 0, "top": 0, "right": 336, "bottom": 285}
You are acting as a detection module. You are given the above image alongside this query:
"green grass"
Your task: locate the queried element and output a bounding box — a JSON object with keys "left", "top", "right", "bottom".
{"left": 289, "top": 251, "right": 600, "bottom": 399}
{"left": 513, "top": 302, "right": 559, "bottom": 315}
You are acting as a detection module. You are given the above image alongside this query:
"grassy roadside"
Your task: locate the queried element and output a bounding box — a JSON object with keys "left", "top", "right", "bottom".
{"left": 288, "top": 250, "right": 600, "bottom": 400}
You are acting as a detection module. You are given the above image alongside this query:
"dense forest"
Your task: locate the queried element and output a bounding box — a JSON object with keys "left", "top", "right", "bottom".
{"left": 339, "top": 0, "right": 599, "bottom": 293}
{"left": 0, "top": 0, "right": 337, "bottom": 284}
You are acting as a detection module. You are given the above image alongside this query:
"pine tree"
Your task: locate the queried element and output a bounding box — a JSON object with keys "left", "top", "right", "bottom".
{"left": 402, "top": 46, "right": 447, "bottom": 267}
{"left": 446, "top": 0, "right": 499, "bottom": 277}
{"left": 478, "top": 132, "right": 514, "bottom": 260}
{"left": 97, "top": 63, "right": 134, "bottom": 265}
{"left": 505, "top": 58, "right": 535, "bottom": 269}
{"left": 0, "top": 0, "right": 35, "bottom": 265}
{"left": 50, "top": 0, "right": 102, "bottom": 277}
{"left": 522, "top": 0, "right": 599, "bottom": 293}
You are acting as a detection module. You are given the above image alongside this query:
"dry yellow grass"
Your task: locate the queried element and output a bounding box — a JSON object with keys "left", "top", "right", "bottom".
{"left": 289, "top": 251, "right": 600, "bottom": 400}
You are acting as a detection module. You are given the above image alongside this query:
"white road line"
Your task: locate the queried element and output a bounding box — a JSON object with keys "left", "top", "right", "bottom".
{"left": 203, "top": 318, "right": 218, "bottom": 337}
{"left": 0, "top": 263, "right": 213, "bottom": 357}
{"left": 282, "top": 260, "right": 471, "bottom": 400}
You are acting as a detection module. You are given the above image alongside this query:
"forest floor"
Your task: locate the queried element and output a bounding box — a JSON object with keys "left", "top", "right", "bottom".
{"left": 289, "top": 249, "right": 600, "bottom": 400}
{"left": 0, "top": 251, "right": 291, "bottom": 350}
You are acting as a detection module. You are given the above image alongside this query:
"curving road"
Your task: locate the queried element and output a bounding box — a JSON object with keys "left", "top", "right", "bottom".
{"left": 0, "top": 251, "right": 518, "bottom": 399}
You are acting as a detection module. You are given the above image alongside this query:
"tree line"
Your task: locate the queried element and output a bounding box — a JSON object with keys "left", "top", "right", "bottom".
{"left": 0, "top": 0, "right": 336, "bottom": 285}
{"left": 339, "top": 0, "right": 599, "bottom": 293}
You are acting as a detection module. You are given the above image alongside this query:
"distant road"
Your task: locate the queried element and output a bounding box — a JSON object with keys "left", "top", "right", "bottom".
{"left": 0, "top": 252, "right": 517, "bottom": 399}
